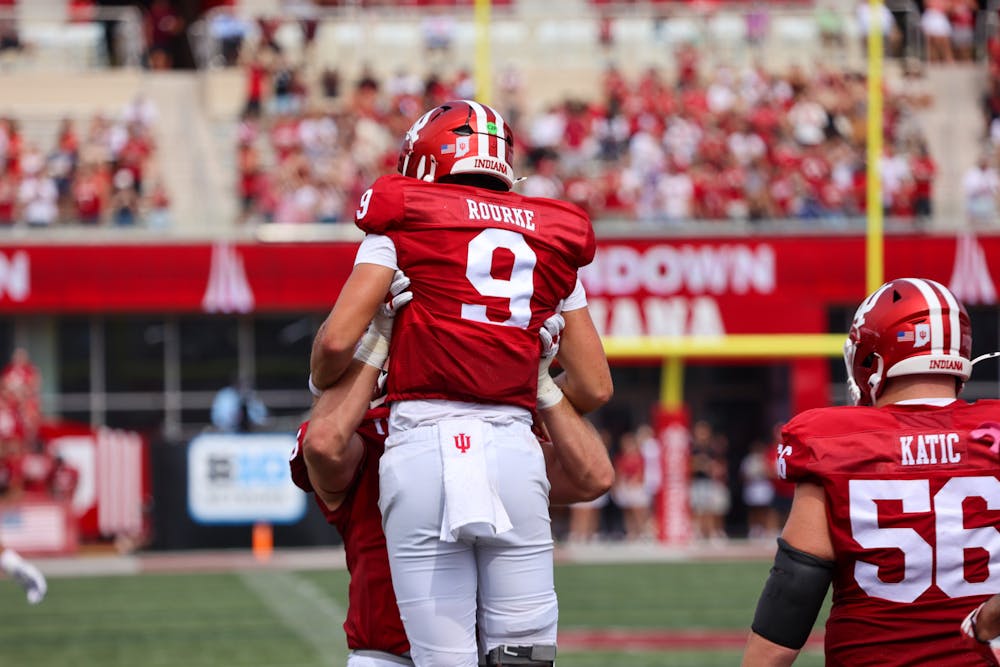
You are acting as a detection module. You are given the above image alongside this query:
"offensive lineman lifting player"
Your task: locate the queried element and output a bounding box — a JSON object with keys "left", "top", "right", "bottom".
{"left": 309, "top": 100, "right": 612, "bottom": 666}
{"left": 294, "top": 274, "right": 613, "bottom": 666}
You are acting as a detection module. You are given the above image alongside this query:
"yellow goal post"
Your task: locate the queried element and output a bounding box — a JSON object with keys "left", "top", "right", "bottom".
{"left": 601, "top": 334, "right": 847, "bottom": 410}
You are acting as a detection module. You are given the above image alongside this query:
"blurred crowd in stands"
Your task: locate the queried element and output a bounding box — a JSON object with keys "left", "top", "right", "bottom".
{"left": 0, "top": 1, "right": 991, "bottom": 231}
{"left": 0, "top": 97, "right": 167, "bottom": 229}
{"left": 560, "top": 418, "right": 792, "bottom": 544}
{"left": 918, "top": 0, "right": 981, "bottom": 64}
{"left": 0, "top": 349, "right": 79, "bottom": 505}
{"left": 235, "top": 36, "right": 939, "bottom": 226}
{"left": 966, "top": 16, "right": 1000, "bottom": 225}
{"left": 0, "top": 2, "right": 995, "bottom": 227}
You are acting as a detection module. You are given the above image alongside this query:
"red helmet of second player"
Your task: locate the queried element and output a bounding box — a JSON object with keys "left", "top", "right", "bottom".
{"left": 844, "top": 277, "right": 972, "bottom": 406}
{"left": 397, "top": 100, "right": 516, "bottom": 190}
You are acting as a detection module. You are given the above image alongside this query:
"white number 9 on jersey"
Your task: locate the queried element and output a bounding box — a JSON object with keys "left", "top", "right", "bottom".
{"left": 461, "top": 228, "right": 537, "bottom": 329}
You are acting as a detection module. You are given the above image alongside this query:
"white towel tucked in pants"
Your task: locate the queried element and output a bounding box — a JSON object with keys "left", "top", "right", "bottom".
{"left": 437, "top": 419, "right": 512, "bottom": 542}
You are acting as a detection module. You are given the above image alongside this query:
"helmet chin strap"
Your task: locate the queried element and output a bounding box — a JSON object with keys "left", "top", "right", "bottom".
{"left": 866, "top": 354, "right": 885, "bottom": 406}
{"left": 972, "top": 351, "right": 1000, "bottom": 366}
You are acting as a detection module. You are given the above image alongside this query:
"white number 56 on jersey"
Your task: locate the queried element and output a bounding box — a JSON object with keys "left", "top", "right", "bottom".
{"left": 849, "top": 477, "right": 1000, "bottom": 603}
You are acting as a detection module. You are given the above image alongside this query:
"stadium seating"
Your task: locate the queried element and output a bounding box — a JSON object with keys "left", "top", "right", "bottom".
{"left": 0, "top": 1, "right": 988, "bottom": 233}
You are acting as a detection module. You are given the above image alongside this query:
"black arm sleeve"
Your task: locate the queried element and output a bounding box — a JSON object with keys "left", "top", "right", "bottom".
{"left": 750, "top": 537, "right": 835, "bottom": 650}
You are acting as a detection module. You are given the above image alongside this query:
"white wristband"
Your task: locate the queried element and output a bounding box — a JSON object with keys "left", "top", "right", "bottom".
{"left": 354, "top": 327, "right": 390, "bottom": 369}
{"left": 536, "top": 371, "right": 564, "bottom": 410}
{"left": 308, "top": 374, "right": 323, "bottom": 398}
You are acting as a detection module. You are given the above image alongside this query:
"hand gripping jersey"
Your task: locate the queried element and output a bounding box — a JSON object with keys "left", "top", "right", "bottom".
{"left": 289, "top": 407, "right": 409, "bottom": 656}
{"left": 356, "top": 173, "right": 596, "bottom": 410}
{"left": 779, "top": 400, "right": 1000, "bottom": 666}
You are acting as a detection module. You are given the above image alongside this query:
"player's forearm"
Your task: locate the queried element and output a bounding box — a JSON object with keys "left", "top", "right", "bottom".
{"left": 555, "top": 369, "right": 612, "bottom": 414}
{"left": 309, "top": 328, "right": 357, "bottom": 390}
{"left": 741, "top": 633, "right": 800, "bottom": 667}
{"left": 309, "top": 309, "right": 370, "bottom": 389}
{"left": 541, "top": 399, "right": 614, "bottom": 504}
{"left": 302, "top": 360, "right": 379, "bottom": 498}
{"left": 310, "top": 263, "right": 395, "bottom": 389}
{"left": 554, "top": 308, "right": 613, "bottom": 413}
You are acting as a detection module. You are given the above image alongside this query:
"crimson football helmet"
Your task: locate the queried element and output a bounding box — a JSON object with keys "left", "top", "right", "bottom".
{"left": 397, "top": 100, "right": 516, "bottom": 190}
{"left": 844, "top": 278, "right": 972, "bottom": 406}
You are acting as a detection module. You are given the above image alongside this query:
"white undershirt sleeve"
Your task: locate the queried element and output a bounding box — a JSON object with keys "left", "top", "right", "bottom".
{"left": 561, "top": 278, "right": 588, "bottom": 312}
{"left": 354, "top": 233, "right": 398, "bottom": 270}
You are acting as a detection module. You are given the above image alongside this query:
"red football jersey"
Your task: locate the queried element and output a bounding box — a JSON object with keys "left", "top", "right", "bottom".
{"left": 289, "top": 408, "right": 409, "bottom": 656}
{"left": 356, "top": 173, "right": 595, "bottom": 410}
{"left": 780, "top": 400, "right": 1000, "bottom": 666}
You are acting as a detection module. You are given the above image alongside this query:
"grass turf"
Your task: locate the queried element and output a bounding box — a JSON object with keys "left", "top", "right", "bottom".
{"left": 0, "top": 557, "right": 829, "bottom": 666}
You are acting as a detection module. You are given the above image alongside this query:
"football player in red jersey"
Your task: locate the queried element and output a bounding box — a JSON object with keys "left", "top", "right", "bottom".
{"left": 308, "top": 100, "right": 611, "bottom": 666}
{"left": 742, "top": 278, "right": 1000, "bottom": 667}
{"left": 296, "top": 277, "right": 612, "bottom": 667}
{"left": 294, "top": 302, "right": 407, "bottom": 667}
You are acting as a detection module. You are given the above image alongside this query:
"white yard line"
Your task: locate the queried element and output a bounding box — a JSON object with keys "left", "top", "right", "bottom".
{"left": 239, "top": 569, "right": 349, "bottom": 665}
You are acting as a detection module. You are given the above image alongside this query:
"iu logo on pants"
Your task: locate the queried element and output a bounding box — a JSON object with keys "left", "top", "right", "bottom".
{"left": 454, "top": 433, "right": 471, "bottom": 454}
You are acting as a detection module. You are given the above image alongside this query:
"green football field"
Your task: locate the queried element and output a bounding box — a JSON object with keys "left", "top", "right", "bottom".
{"left": 0, "top": 556, "right": 828, "bottom": 666}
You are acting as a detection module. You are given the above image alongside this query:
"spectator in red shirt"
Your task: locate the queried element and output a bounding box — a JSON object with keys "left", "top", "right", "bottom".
{"left": 116, "top": 123, "right": 153, "bottom": 195}
{"left": 242, "top": 47, "right": 269, "bottom": 119}
{"left": 612, "top": 431, "right": 650, "bottom": 541}
{"left": 72, "top": 161, "right": 107, "bottom": 225}
{"left": 144, "top": 0, "right": 183, "bottom": 70}
{"left": 911, "top": 141, "right": 937, "bottom": 220}
{"left": 949, "top": 0, "right": 977, "bottom": 62}
{"left": 4, "top": 118, "right": 22, "bottom": 176}
{"left": 2, "top": 348, "right": 40, "bottom": 444}
{"left": 0, "top": 170, "right": 17, "bottom": 225}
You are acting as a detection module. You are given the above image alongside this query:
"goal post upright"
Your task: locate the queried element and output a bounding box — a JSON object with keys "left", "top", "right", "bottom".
{"left": 474, "top": 0, "right": 492, "bottom": 104}
{"left": 866, "top": 0, "right": 885, "bottom": 293}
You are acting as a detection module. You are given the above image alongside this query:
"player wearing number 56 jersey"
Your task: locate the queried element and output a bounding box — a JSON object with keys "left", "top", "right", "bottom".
{"left": 309, "top": 100, "right": 612, "bottom": 667}
{"left": 743, "top": 278, "right": 1000, "bottom": 667}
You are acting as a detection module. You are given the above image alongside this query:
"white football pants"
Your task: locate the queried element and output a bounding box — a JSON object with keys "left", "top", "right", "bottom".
{"left": 379, "top": 421, "right": 557, "bottom": 667}
{"left": 347, "top": 651, "right": 415, "bottom": 667}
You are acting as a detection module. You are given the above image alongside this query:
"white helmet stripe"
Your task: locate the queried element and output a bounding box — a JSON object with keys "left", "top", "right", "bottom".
{"left": 492, "top": 106, "right": 508, "bottom": 164}
{"left": 466, "top": 100, "right": 490, "bottom": 158}
{"left": 465, "top": 99, "right": 507, "bottom": 163}
{"left": 926, "top": 278, "right": 961, "bottom": 354}
{"left": 902, "top": 278, "right": 944, "bottom": 354}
